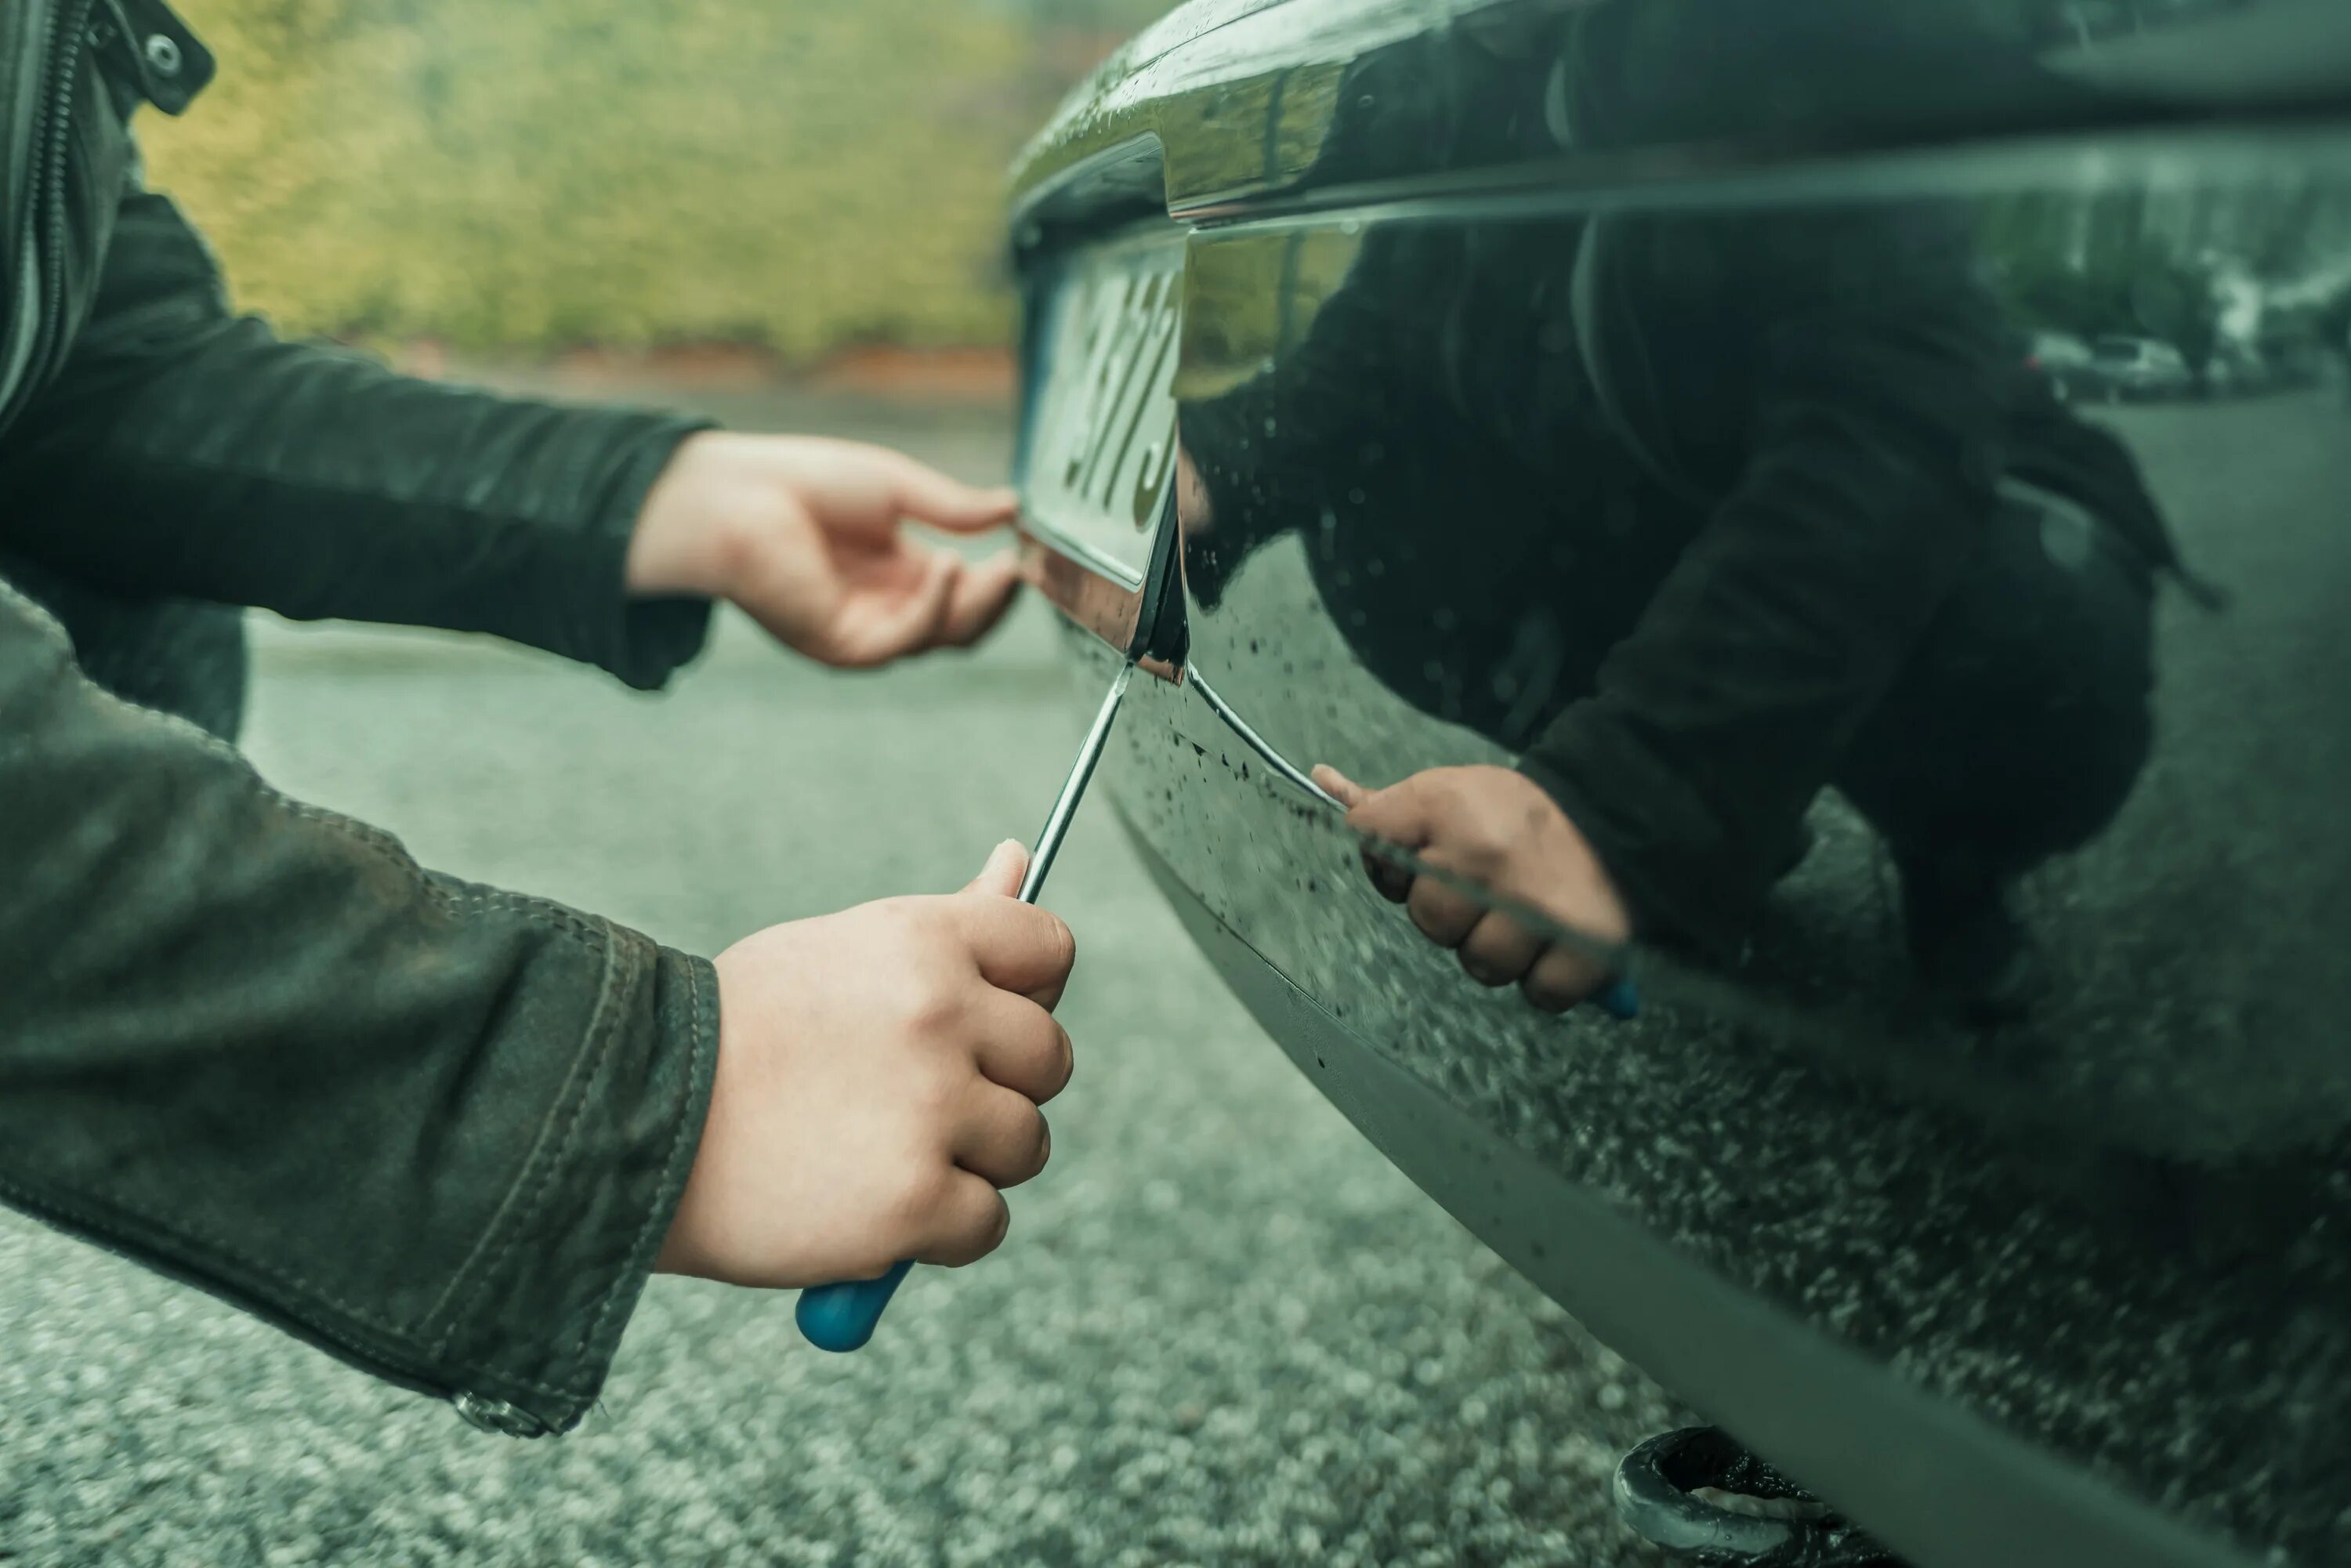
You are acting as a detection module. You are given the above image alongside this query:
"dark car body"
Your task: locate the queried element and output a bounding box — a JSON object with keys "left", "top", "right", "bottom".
{"left": 1004, "top": 4, "right": 2351, "bottom": 1564}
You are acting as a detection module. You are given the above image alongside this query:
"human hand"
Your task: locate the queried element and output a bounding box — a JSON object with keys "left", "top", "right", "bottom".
{"left": 656, "top": 840, "right": 1076, "bottom": 1288}
{"left": 1311, "top": 763, "right": 1632, "bottom": 1012}
{"left": 626, "top": 432, "right": 1023, "bottom": 668}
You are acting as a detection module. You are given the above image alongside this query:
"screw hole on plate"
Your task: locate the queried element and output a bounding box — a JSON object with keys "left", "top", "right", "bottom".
{"left": 144, "top": 34, "right": 182, "bottom": 74}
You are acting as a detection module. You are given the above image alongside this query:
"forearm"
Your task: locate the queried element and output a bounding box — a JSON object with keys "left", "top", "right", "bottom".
{"left": 0, "top": 581, "right": 716, "bottom": 1431}
{"left": 0, "top": 190, "right": 714, "bottom": 688}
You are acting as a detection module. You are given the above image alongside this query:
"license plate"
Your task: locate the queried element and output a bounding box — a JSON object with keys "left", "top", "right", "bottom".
{"left": 1018, "top": 231, "right": 1186, "bottom": 592}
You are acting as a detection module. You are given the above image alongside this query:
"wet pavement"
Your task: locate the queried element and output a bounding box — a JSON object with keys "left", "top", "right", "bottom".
{"left": 0, "top": 392, "right": 1682, "bottom": 1567}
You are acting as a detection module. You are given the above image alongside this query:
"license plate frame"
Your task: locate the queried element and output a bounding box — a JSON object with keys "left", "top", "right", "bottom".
{"left": 1015, "top": 230, "right": 1188, "bottom": 657}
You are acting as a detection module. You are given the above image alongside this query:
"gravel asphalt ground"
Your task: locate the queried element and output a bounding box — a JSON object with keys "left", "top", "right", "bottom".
{"left": 0, "top": 390, "right": 1684, "bottom": 1567}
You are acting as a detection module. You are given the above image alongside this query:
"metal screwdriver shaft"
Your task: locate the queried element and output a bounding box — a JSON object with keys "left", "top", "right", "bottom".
{"left": 795, "top": 661, "right": 1137, "bottom": 1353}
{"left": 1018, "top": 661, "right": 1133, "bottom": 903}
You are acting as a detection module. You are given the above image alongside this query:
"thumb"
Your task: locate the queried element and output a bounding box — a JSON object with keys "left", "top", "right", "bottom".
{"left": 1315, "top": 764, "right": 1437, "bottom": 849}
{"left": 1311, "top": 764, "right": 1371, "bottom": 810}
{"left": 965, "top": 838, "right": 1030, "bottom": 898}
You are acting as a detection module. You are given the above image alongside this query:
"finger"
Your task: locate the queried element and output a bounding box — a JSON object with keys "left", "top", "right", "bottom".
{"left": 963, "top": 838, "right": 1028, "bottom": 899}
{"left": 937, "top": 552, "right": 1023, "bottom": 647}
{"left": 970, "top": 989, "right": 1074, "bottom": 1103}
{"left": 907, "top": 1171, "right": 1012, "bottom": 1269}
{"left": 949, "top": 895, "right": 1078, "bottom": 1009}
{"left": 951, "top": 1085, "right": 1052, "bottom": 1190}
{"left": 1358, "top": 842, "right": 1414, "bottom": 903}
{"left": 885, "top": 451, "right": 1020, "bottom": 535}
{"left": 1406, "top": 872, "right": 1486, "bottom": 948}
{"left": 1319, "top": 767, "right": 1416, "bottom": 899}
{"left": 1458, "top": 911, "right": 1544, "bottom": 987}
{"left": 834, "top": 550, "right": 957, "bottom": 668}
{"left": 1341, "top": 772, "right": 1444, "bottom": 851}
{"left": 1523, "top": 941, "right": 1610, "bottom": 1013}
{"left": 1311, "top": 764, "right": 1371, "bottom": 809}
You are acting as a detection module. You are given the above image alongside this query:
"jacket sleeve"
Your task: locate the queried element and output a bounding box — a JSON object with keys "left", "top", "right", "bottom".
{"left": 0, "top": 578, "right": 716, "bottom": 1434}
{"left": 0, "top": 179, "right": 712, "bottom": 691}
{"left": 1520, "top": 205, "right": 2009, "bottom": 954}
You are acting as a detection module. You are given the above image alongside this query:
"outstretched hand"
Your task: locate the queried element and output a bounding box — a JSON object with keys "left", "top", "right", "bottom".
{"left": 627, "top": 432, "right": 1023, "bottom": 669}
{"left": 1313, "top": 762, "right": 1633, "bottom": 1012}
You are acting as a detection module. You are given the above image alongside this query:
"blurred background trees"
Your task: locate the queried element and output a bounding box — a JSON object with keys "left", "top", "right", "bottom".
{"left": 143, "top": 0, "right": 1172, "bottom": 360}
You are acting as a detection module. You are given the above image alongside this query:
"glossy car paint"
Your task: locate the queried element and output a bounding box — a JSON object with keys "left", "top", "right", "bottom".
{"left": 1008, "top": 4, "right": 2351, "bottom": 1565}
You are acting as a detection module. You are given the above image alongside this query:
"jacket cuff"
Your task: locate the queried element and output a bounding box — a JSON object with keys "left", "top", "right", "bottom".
{"left": 431, "top": 942, "right": 720, "bottom": 1436}
{"left": 564, "top": 415, "right": 720, "bottom": 692}
{"left": 1518, "top": 714, "right": 1760, "bottom": 961}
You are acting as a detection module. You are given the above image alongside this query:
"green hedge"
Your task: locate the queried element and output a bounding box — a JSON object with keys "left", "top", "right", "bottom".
{"left": 143, "top": 0, "right": 1066, "bottom": 356}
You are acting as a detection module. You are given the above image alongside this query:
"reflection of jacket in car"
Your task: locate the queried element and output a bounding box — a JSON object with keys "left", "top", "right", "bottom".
{"left": 1182, "top": 1, "right": 2188, "bottom": 954}
{"left": 1, "top": 0, "right": 716, "bottom": 1436}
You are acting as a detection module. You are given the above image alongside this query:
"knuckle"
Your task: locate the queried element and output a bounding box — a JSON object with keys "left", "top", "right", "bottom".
{"left": 1522, "top": 951, "right": 1594, "bottom": 1012}
{"left": 898, "top": 977, "right": 965, "bottom": 1041}
{"left": 940, "top": 1194, "right": 1009, "bottom": 1269}
{"left": 1407, "top": 887, "right": 1468, "bottom": 943}
{"left": 1520, "top": 976, "right": 1578, "bottom": 1013}
{"left": 907, "top": 1059, "right": 963, "bottom": 1124}
{"left": 1006, "top": 1013, "right": 1069, "bottom": 1097}
{"left": 1458, "top": 838, "right": 1509, "bottom": 880}
{"left": 706, "top": 507, "right": 769, "bottom": 587}
{"left": 1000, "top": 1109, "right": 1051, "bottom": 1186}
{"left": 950, "top": 1213, "right": 1016, "bottom": 1269}
{"left": 878, "top": 896, "right": 947, "bottom": 944}
{"left": 1045, "top": 915, "right": 1078, "bottom": 979}
{"left": 889, "top": 1164, "right": 955, "bottom": 1234}
{"left": 1458, "top": 950, "right": 1516, "bottom": 988}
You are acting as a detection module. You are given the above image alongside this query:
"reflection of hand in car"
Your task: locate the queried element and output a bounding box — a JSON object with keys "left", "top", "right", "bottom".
{"left": 1312, "top": 763, "right": 1630, "bottom": 1011}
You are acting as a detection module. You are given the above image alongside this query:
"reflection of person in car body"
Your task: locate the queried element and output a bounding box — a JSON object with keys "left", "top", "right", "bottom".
{"left": 1180, "top": 0, "right": 2204, "bottom": 1019}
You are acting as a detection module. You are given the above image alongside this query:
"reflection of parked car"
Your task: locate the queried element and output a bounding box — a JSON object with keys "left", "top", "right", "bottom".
{"left": 2024, "top": 330, "right": 2099, "bottom": 398}
{"left": 2087, "top": 333, "right": 2195, "bottom": 399}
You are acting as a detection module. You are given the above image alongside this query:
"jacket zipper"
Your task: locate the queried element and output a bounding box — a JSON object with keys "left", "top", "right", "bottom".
{"left": 2, "top": 0, "right": 99, "bottom": 429}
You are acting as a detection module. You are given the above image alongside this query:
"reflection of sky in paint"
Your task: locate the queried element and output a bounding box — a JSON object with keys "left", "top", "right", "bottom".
{"left": 2041, "top": 0, "right": 2351, "bottom": 101}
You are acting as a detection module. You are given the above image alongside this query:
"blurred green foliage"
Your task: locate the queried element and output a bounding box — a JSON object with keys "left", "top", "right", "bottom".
{"left": 143, "top": 0, "right": 1147, "bottom": 357}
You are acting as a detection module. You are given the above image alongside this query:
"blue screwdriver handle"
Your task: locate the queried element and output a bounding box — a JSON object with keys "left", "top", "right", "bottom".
{"left": 1595, "top": 975, "right": 1641, "bottom": 1021}
{"left": 795, "top": 1260, "right": 914, "bottom": 1353}
{"left": 794, "top": 664, "right": 1136, "bottom": 1354}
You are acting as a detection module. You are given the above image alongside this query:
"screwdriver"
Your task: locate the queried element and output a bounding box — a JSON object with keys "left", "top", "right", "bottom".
{"left": 795, "top": 659, "right": 1137, "bottom": 1353}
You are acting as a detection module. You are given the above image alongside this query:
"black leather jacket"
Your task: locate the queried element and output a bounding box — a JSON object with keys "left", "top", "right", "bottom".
{"left": 2, "top": 0, "right": 719, "bottom": 1436}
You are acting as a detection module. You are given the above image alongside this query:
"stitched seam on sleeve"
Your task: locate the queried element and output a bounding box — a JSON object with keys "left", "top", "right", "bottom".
{"left": 0, "top": 1164, "right": 416, "bottom": 1337}
{"left": 0, "top": 1166, "right": 589, "bottom": 1403}
{"left": 0, "top": 1170, "right": 433, "bottom": 1371}
{"left": 564, "top": 955, "right": 708, "bottom": 1380}
{"left": 419, "top": 918, "right": 630, "bottom": 1356}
